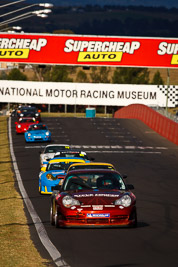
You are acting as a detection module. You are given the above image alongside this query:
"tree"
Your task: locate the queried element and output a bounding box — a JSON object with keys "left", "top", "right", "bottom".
{"left": 90, "top": 67, "right": 111, "bottom": 83}
{"left": 53, "top": 29, "right": 74, "bottom": 34}
{"left": 112, "top": 67, "right": 150, "bottom": 84}
{"left": 0, "top": 71, "right": 8, "bottom": 80}
{"left": 32, "top": 65, "right": 51, "bottom": 81}
{"left": 44, "top": 66, "right": 73, "bottom": 82}
{"left": 7, "top": 68, "right": 27, "bottom": 81}
{"left": 76, "top": 70, "right": 89, "bottom": 83}
{"left": 151, "top": 71, "right": 164, "bottom": 85}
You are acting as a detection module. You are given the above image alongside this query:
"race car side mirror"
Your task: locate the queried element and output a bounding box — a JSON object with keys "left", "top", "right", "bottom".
{"left": 126, "top": 184, "right": 134, "bottom": 190}
{"left": 90, "top": 157, "right": 95, "bottom": 161}
{"left": 41, "top": 167, "right": 46, "bottom": 172}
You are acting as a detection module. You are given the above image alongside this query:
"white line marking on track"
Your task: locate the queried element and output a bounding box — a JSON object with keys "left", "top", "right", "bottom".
{"left": 24, "top": 145, "right": 167, "bottom": 151}
{"left": 9, "top": 117, "right": 70, "bottom": 267}
{"left": 84, "top": 151, "right": 162, "bottom": 154}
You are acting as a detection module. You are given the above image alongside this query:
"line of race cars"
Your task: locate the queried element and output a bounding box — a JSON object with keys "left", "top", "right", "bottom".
{"left": 39, "top": 144, "right": 137, "bottom": 228}
{"left": 14, "top": 107, "right": 137, "bottom": 228}
{"left": 14, "top": 105, "right": 51, "bottom": 142}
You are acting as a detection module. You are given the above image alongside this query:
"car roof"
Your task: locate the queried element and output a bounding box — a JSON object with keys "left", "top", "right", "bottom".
{"left": 69, "top": 162, "right": 114, "bottom": 167}
{"left": 44, "top": 144, "right": 70, "bottom": 148}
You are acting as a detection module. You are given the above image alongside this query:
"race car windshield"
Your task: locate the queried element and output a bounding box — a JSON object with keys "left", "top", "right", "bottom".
{"left": 21, "top": 107, "right": 37, "bottom": 113}
{"left": 47, "top": 162, "right": 80, "bottom": 171}
{"left": 19, "top": 118, "right": 35, "bottom": 123}
{"left": 45, "top": 146, "right": 69, "bottom": 153}
{"left": 60, "top": 152, "right": 88, "bottom": 159}
{"left": 63, "top": 172, "right": 126, "bottom": 191}
{"left": 28, "top": 124, "right": 47, "bottom": 131}
{"left": 56, "top": 152, "right": 88, "bottom": 159}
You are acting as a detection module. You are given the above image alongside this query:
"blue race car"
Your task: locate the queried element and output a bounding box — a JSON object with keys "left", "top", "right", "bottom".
{"left": 39, "top": 157, "right": 86, "bottom": 194}
{"left": 24, "top": 123, "right": 51, "bottom": 143}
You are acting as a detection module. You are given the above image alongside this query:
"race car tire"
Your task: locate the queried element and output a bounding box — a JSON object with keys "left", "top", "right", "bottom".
{"left": 39, "top": 184, "right": 42, "bottom": 195}
{"left": 54, "top": 209, "right": 59, "bottom": 228}
{"left": 50, "top": 206, "right": 55, "bottom": 226}
{"left": 132, "top": 210, "right": 138, "bottom": 228}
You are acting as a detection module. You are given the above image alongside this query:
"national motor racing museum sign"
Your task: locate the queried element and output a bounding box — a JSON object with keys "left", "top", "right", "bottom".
{"left": 1, "top": 32, "right": 178, "bottom": 67}
{"left": 0, "top": 80, "right": 177, "bottom": 107}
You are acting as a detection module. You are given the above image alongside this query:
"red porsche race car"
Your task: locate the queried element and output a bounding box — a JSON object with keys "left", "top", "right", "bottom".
{"left": 15, "top": 117, "right": 36, "bottom": 134}
{"left": 50, "top": 169, "right": 137, "bottom": 228}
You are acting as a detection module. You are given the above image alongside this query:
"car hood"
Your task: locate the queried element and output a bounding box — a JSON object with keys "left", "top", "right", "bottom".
{"left": 69, "top": 190, "right": 127, "bottom": 205}
{"left": 29, "top": 130, "right": 48, "bottom": 134}
{"left": 42, "top": 153, "right": 55, "bottom": 159}
{"left": 19, "top": 123, "right": 34, "bottom": 128}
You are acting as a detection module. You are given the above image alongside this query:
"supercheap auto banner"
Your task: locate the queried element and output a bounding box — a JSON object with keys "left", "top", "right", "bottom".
{"left": 0, "top": 80, "right": 177, "bottom": 107}
{"left": 1, "top": 33, "right": 178, "bottom": 67}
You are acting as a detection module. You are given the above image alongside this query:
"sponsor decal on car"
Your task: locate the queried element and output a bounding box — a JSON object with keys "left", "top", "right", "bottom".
{"left": 92, "top": 205, "right": 103, "bottom": 210}
{"left": 87, "top": 213, "right": 110, "bottom": 218}
{"left": 73, "top": 193, "right": 120, "bottom": 198}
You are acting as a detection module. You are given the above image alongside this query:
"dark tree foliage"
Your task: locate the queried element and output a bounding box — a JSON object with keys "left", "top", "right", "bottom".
{"left": 90, "top": 67, "right": 111, "bottom": 83}
{"left": 16, "top": 5, "right": 178, "bottom": 37}
{"left": 112, "top": 67, "right": 150, "bottom": 84}
{"left": 44, "top": 66, "right": 73, "bottom": 82}
{"left": 7, "top": 68, "right": 27, "bottom": 81}
{"left": 151, "top": 71, "right": 164, "bottom": 85}
{"left": 0, "top": 71, "right": 8, "bottom": 80}
{"left": 76, "top": 70, "right": 89, "bottom": 82}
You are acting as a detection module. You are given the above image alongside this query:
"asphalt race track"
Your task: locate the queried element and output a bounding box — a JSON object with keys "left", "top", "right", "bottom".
{"left": 10, "top": 116, "right": 178, "bottom": 267}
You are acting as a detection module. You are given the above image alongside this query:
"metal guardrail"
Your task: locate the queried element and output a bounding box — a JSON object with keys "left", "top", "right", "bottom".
{"left": 154, "top": 108, "right": 178, "bottom": 123}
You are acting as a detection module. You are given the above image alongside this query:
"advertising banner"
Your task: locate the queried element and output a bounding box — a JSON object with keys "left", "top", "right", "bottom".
{"left": 0, "top": 80, "right": 177, "bottom": 107}
{"left": 1, "top": 33, "right": 178, "bottom": 68}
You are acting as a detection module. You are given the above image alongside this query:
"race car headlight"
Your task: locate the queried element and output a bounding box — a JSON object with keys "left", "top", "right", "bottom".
{"left": 17, "top": 125, "right": 21, "bottom": 128}
{"left": 62, "top": 195, "right": 80, "bottom": 208}
{"left": 35, "top": 113, "right": 39, "bottom": 116}
{"left": 46, "top": 173, "right": 53, "bottom": 180}
{"left": 46, "top": 131, "right": 49, "bottom": 136}
{"left": 115, "top": 195, "right": 131, "bottom": 207}
{"left": 44, "top": 156, "right": 49, "bottom": 161}
{"left": 27, "top": 133, "right": 31, "bottom": 136}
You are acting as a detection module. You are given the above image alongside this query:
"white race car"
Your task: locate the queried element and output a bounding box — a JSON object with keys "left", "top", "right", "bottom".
{"left": 39, "top": 144, "right": 70, "bottom": 167}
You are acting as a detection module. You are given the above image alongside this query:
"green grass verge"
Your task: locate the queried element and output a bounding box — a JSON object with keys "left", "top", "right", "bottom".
{"left": 0, "top": 117, "right": 51, "bottom": 267}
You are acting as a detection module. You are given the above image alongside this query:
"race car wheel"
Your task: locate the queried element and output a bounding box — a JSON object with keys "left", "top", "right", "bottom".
{"left": 54, "top": 209, "right": 59, "bottom": 228}
{"left": 131, "top": 210, "right": 137, "bottom": 228}
{"left": 50, "top": 206, "right": 55, "bottom": 226}
{"left": 39, "top": 184, "right": 42, "bottom": 195}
